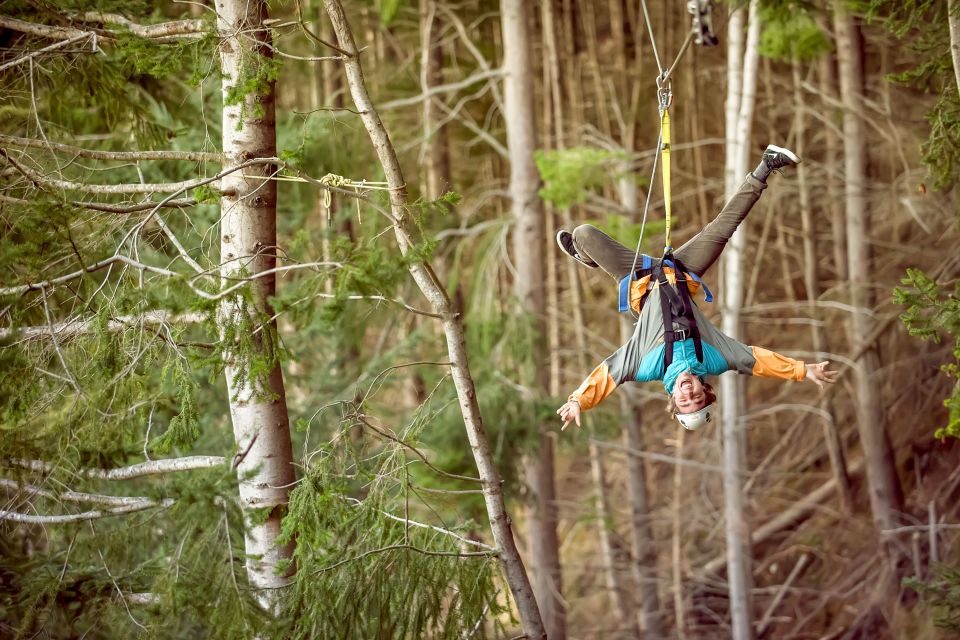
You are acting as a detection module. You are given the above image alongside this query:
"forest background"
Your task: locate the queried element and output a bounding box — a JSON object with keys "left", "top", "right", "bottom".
{"left": 0, "top": 0, "right": 958, "bottom": 638}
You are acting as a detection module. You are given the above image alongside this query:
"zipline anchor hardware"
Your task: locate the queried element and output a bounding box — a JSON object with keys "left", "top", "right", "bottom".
{"left": 687, "top": 0, "right": 719, "bottom": 47}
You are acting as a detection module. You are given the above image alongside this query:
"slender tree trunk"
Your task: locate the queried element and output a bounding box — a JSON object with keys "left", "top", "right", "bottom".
{"left": 320, "top": 2, "right": 546, "bottom": 636}
{"left": 834, "top": 6, "right": 904, "bottom": 541}
{"left": 793, "top": 59, "right": 854, "bottom": 514}
{"left": 720, "top": 3, "right": 758, "bottom": 638}
{"left": 949, "top": 0, "right": 960, "bottom": 97}
{"left": 419, "top": 0, "right": 450, "bottom": 199}
{"left": 622, "top": 388, "right": 666, "bottom": 639}
{"left": 500, "top": 2, "right": 565, "bottom": 637}
{"left": 216, "top": 0, "right": 296, "bottom": 609}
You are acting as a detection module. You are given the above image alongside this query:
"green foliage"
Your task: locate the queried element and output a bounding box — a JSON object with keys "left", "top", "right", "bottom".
{"left": 278, "top": 413, "right": 508, "bottom": 639}
{"left": 378, "top": 0, "right": 405, "bottom": 27}
{"left": 893, "top": 269, "right": 960, "bottom": 438}
{"left": 866, "top": 0, "right": 960, "bottom": 190}
{"left": 905, "top": 566, "right": 960, "bottom": 632}
{"left": 535, "top": 147, "right": 629, "bottom": 209}
{"left": 758, "top": 2, "right": 831, "bottom": 61}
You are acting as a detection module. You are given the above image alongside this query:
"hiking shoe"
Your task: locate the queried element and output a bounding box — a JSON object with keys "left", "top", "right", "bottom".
{"left": 761, "top": 144, "right": 801, "bottom": 172}
{"left": 556, "top": 230, "right": 598, "bottom": 268}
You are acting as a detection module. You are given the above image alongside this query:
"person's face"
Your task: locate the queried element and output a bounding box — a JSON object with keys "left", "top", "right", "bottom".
{"left": 673, "top": 372, "right": 708, "bottom": 414}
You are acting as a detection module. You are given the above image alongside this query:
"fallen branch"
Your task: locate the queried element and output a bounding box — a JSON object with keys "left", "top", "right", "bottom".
{"left": 698, "top": 458, "right": 865, "bottom": 577}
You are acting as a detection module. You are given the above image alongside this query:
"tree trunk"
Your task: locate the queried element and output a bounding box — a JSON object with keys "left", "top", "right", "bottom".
{"left": 793, "top": 59, "right": 854, "bottom": 514}
{"left": 949, "top": 0, "right": 960, "bottom": 98}
{"left": 321, "top": 2, "right": 546, "bottom": 637}
{"left": 500, "top": 2, "right": 565, "bottom": 638}
{"left": 419, "top": 0, "right": 451, "bottom": 199}
{"left": 720, "top": 2, "right": 758, "bottom": 638}
{"left": 834, "top": 6, "right": 904, "bottom": 540}
{"left": 216, "top": 0, "right": 296, "bottom": 609}
{"left": 622, "top": 387, "right": 666, "bottom": 639}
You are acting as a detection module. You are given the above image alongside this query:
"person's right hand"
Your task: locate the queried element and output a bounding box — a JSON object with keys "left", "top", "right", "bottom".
{"left": 557, "top": 400, "right": 581, "bottom": 431}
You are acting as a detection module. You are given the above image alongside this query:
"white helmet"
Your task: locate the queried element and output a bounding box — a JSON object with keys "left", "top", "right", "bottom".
{"left": 675, "top": 403, "right": 715, "bottom": 431}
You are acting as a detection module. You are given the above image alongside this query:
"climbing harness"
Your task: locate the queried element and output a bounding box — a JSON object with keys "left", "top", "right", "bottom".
{"left": 653, "top": 252, "right": 704, "bottom": 367}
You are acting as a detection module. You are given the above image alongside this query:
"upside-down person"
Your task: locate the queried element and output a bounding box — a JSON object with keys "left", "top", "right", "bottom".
{"left": 555, "top": 145, "right": 838, "bottom": 431}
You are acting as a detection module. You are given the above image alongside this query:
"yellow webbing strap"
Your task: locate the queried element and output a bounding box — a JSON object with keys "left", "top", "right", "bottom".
{"left": 660, "top": 107, "right": 672, "bottom": 252}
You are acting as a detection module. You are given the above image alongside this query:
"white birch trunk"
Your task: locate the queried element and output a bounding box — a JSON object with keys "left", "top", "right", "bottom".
{"left": 950, "top": 0, "right": 960, "bottom": 98}
{"left": 834, "top": 5, "right": 904, "bottom": 539}
{"left": 321, "top": 2, "right": 546, "bottom": 636}
{"left": 500, "top": 2, "right": 564, "bottom": 637}
{"left": 216, "top": 0, "right": 296, "bottom": 608}
{"left": 720, "top": 2, "right": 759, "bottom": 638}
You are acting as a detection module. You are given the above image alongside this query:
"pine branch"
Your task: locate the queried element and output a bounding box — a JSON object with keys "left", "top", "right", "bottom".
{"left": 0, "top": 135, "right": 223, "bottom": 163}
{"left": 6, "top": 455, "right": 226, "bottom": 480}
{"left": 311, "top": 543, "right": 496, "bottom": 574}
{"left": 0, "top": 499, "right": 174, "bottom": 524}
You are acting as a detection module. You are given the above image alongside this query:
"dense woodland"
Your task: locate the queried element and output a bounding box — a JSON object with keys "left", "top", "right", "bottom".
{"left": 0, "top": 0, "right": 959, "bottom": 638}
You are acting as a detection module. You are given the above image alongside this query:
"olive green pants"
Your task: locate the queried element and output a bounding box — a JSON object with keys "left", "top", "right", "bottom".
{"left": 571, "top": 174, "right": 767, "bottom": 280}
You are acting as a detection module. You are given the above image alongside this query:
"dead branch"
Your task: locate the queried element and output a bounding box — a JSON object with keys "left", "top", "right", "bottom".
{"left": 0, "top": 499, "right": 174, "bottom": 524}
{"left": 0, "top": 135, "right": 222, "bottom": 163}
{"left": 6, "top": 455, "right": 226, "bottom": 480}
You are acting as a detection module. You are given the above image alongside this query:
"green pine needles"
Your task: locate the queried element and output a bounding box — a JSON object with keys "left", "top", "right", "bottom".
{"left": 894, "top": 269, "right": 960, "bottom": 439}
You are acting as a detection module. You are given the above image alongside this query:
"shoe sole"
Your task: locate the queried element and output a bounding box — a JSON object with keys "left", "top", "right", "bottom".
{"left": 766, "top": 144, "right": 801, "bottom": 164}
{"left": 556, "top": 230, "right": 598, "bottom": 268}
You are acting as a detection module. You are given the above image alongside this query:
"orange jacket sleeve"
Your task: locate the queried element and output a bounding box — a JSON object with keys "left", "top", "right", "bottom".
{"left": 750, "top": 346, "right": 806, "bottom": 381}
{"left": 568, "top": 362, "right": 619, "bottom": 411}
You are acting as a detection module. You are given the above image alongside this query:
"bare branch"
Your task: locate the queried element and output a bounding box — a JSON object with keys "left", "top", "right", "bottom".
{"left": 0, "top": 311, "right": 206, "bottom": 342}
{"left": 378, "top": 68, "right": 505, "bottom": 110}
{"left": 0, "top": 254, "right": 179, "bottom": 297}
{"left": 0, "top": 148, "right": 219, "bottom": 195}
{"left": 0, "top": 499, "right": 174, "bottom": 524}
{"left": 72, "top": 199, "right": 198, "bottom": 214}
{"left": 0, "top": 135, "right": 223, "bottom": 163}
{"left": 341, "top": 496, "right": 495, "bottom": 551}
{"left": 75, "top": 12, "right": 207, "bottom": 40}
{"left": 0, "top": 32, "right": 94, "bottom": 73}
{"left": 0, "top": 478, "right": 155, "bottom": 506}
{"left": 6, "top": 455, "right": 226, "bottom": 480}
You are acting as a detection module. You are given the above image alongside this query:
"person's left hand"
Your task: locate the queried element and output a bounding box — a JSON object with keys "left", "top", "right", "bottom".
{"left": 557, "top": 400, "right": 581, "bottom": 431}
{"left": 805, "top": 361, "right": 839, "bottom": 390}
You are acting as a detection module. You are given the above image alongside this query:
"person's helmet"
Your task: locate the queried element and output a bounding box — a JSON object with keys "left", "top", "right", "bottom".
{"left": 675, "top": 403, "right": 715, "bottom": 431}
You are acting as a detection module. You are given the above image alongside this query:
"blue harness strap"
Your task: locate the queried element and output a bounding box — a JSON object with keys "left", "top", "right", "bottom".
{"left": 618, "top": 255, "right": 714, "bottom": 312}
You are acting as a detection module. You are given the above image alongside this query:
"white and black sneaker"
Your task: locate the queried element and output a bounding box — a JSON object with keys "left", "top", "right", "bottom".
{"left": 754, "top": 144, "right": 801, "bottom": 181}
{"left": 762, "top": 145, "right": 801, "bottom": 171}
{"left": 556, "top": 230, "right": 598, "bottom": 268}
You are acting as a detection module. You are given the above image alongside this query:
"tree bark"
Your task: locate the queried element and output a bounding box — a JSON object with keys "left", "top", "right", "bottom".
{"left": 216, "top": 0, "right": 297, "bottom": 610}
{"left": 834, "top": 6, "right": 905, "bottom": 540}
{"left": 321, "top": 2, "right": 546, "bottom": 636}
{"left": 500, "top": 2, "right": 565, "bottom": 638}
{"left": 793, "top": 59, "right": 854, "bottom": 514}
{"left": 720, "top": 2, "right": 758, "bottom": 638}
{"left": 949, "top": 0, "right": 960, "bottom": 98}
{"left": 419, "top": 0, "right": 451, "bottom": 199}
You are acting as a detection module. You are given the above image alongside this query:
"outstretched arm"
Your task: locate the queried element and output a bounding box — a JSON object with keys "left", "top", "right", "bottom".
{"left": 557, "top": 335, "right": 644, "bottom": 430}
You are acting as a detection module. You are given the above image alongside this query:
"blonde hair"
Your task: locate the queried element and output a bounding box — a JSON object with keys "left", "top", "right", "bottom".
{"left": 666, "top": 381, "right": 716, "bottom": 415}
